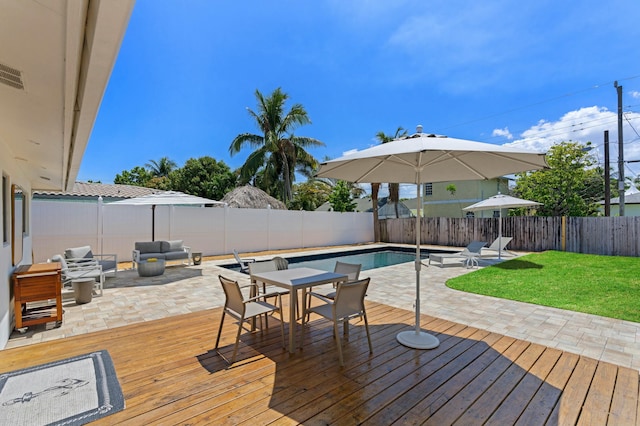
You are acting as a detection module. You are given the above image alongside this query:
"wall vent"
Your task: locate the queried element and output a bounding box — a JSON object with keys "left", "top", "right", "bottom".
{"left": 0, "top": 62, "right": 24, "bottom": 90}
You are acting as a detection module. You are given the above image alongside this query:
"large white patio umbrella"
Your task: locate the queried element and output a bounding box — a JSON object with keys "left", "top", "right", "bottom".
{"left": 463, "top": 193, "right": 541, "bottom": 259}
{"left": 316, "top": 128, "right": 548, "bottom": 350}
{"left": 111, "top": 191, "right": 224, "bottom": 241}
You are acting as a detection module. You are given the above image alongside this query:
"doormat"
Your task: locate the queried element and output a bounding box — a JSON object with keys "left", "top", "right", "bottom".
{"left": 0, "top": 350, "right": 124, "bottom": 425}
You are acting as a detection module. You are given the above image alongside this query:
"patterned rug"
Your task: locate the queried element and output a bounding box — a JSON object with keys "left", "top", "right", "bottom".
{"left": 0, "top": 350, "right": 124, "bottom": 425}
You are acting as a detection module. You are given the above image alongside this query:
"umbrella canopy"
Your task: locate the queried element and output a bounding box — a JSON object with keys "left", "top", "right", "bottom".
{"left": 463, "top": 193, "right": 541, "bottom": 259}
{"left": 317, "top": 129, "right": 548, "bottom": 350}
{"left": 220, "top": 185, "right": 287, "bottom": 210}
{"left": 111, "top": 191, "right": 224, "bottom": 240}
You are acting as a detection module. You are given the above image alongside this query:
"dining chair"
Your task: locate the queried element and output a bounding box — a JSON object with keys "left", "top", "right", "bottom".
{"left": 215, "top": 275, "right": 285, "bottom": 365}
{"left": 302, "top": 277, "right": 372, "bottom": 366}
{"left": 305, "top": 261, "right": 362, "bottom": 321}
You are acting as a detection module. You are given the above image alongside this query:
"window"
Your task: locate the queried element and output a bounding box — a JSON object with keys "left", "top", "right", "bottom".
{"left": 465, "top": 211, "right": 475, "bottom": 218}
{"left": 424, "top": 183, "right": 433, "bottom": 196}
{"left": 493, "top": 210, "right": 500, "bottom": 218}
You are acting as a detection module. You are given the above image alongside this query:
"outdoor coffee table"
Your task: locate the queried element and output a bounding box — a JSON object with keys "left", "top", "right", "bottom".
{"left": 249, "top": 267, "right": 347, "bottom": 353}
{"left": 137, "top": 259, "right": 166, "bottom": 277}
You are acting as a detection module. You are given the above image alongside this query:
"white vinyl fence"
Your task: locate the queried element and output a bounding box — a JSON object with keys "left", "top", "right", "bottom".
{"left": 31, "top": 199, "right": 374, "bottom": 263}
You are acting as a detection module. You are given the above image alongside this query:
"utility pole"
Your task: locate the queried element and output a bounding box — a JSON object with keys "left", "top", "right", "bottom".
{"left": 604, "top": 130, "right": 610, "bottom": 216}
{"left": 614, "top": 81, "right": 624, "bottom": 216}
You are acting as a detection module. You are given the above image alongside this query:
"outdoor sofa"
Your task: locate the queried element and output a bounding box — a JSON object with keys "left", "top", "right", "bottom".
{"left": 132, "top": 240, "right": 192, "bottom": 269}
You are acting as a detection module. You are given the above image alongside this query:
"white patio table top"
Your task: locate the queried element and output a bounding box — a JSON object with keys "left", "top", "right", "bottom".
{"left": 250, "top": 267, "right": 347, "bottom": 353}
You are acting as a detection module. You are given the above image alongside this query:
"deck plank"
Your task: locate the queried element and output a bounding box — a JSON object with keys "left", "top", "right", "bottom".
{"left": 0, "top": 300, "right": 637, "bottom": 426}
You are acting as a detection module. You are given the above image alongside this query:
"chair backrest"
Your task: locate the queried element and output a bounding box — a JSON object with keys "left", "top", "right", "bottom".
{"left": 488, "top": 237, "right": 512, "bottom": 251}
{"left": 218, "top": 275, "right": 245, "bottom": 316}
{"left": 334, "top": 278, "right": 370, "bottom": 320}
{"left": 463, "top": 241, "right": 487, "bottom": 255}
{"left": 272, "top": 256, "right": 289, "bottom": 270}
{"left": 334, "top": 261, "right": 361, "bottom": 281}
{"left": 65, "top": 245, "right": 93, "bottom": 261}
{"left": 232, "top": 249, "right": 245, "bottom": 265}
{"left": 248, "top": 260, "right": 278, "bottom": 275}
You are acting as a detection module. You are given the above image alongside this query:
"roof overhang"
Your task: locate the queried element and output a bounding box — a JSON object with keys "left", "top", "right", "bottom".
{"left": 0, "top": 0, "right": 135, "bottom": 191}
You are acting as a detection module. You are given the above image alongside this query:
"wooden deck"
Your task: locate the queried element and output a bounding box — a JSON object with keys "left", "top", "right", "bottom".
{"left": 1, "top": 300, "right": 638, "bottom": 425}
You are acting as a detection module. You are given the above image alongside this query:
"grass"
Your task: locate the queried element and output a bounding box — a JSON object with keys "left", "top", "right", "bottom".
{"left": 446, "top": 250, "right": 640, "bottom": 323}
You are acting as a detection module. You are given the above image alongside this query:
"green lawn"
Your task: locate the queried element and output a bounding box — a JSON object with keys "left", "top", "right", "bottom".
{"left": 446, "top": 250, "right": 640, "bottom": 322}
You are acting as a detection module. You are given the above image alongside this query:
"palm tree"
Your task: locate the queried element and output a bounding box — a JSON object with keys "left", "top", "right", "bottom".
{"left": 230, "top": 88, "right": 324, "bottom": 203}
{"left": 146, "top": 157, "right": 177, "bottom": 177}
{"left": 374, "top": 127, "right": 408, "bottom": 218}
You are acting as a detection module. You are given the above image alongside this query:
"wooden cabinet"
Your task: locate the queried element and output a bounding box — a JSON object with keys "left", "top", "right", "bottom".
{"left": 12, "top": 263, "right": 63, "bottom": 329}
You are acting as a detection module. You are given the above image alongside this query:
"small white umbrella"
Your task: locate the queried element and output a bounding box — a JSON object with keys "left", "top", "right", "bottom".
{"left": 317, "top": 128, "right": 548, "bottom": 350}
{"left": 463, "top": 193, "right": 541, "bottom": 259}
{"left": 111, "top": 191, "right": 224, "bottom": 240}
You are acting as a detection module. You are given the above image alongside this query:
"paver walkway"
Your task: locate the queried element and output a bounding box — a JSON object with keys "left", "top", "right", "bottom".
{"left": 7, "top": 244, "right": 640, "bottom": 372}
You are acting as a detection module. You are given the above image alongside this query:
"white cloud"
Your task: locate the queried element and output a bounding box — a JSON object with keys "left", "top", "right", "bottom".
{"left": 492, "top": 127, "right": 513, "bottom": 140}
{"left": 505, "top": 106, "right": 640, "bottom": 177}
{"left": 342, "top": 148, "right": 359, "bottom": 156}
{"left": 631, "top": 90, "right": 640, "bottom": 99}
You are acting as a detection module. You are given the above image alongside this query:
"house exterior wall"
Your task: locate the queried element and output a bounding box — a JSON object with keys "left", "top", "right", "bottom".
{"left": 422, "top": 178, "right": 509, "bottom": 218}
{"left": 1, "top": 149, "right": 34, "bottom": 350}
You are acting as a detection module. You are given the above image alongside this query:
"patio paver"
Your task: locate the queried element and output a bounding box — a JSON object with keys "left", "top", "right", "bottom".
{"left": 7, "top": 244, "right": 640, "bottom": 373}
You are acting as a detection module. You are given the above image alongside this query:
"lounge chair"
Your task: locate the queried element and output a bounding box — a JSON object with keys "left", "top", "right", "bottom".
{"left": 51, "top": 254, "right": 105, "bottom": 296}
{"left": 428, "top": 241, "right": 487, "bottom": 268}
{"left": 481, "top": 237, "right": 515, "bottom": 258}
{"left": 64, "top": 245, "right": 117, "bottom": 277}
{"left": 233, "top": 249, "right": 255, "bottom": 273}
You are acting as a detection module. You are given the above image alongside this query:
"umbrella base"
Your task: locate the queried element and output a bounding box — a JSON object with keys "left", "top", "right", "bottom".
{"left": 396, "top": 330, "right": 440, "bottom": 349}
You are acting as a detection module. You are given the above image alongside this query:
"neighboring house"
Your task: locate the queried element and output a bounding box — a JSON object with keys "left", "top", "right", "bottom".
{"left": 602, "top": 192, "right": 640, "bottom": 216}
{"left": 316, "top": 197, "right": 413, "bottom": 219}
{"left": 0, "top": 1, "right": 135, "bottom": 349}
{"left": 34, "top": 182, "right": 166, "bottom": 203}
{"left": 419, "top": 178, "right": 510, "bottom": 218}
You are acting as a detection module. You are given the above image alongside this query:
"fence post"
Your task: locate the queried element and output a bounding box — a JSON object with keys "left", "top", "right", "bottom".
{"left": 561, "top": 216, "right": 566, "bottom": 251}
{"left": 97, "top": 196, "right": 103, "bottom": 254}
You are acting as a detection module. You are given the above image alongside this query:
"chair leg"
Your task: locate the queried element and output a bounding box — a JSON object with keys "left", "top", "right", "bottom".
{"left": 214, "top": 311, "right": 226, "bottom": 350}
{"left": 363, "top": 313, "right": 373, "bottom": 354}
{"left": 278, "top": 295, "right": 285, "bottom": 349}
{"left": 231, "top": 315, "right": 245, "bottom": 364}
{"left": 334, "top": 320, "right": 344, "bottom": 367}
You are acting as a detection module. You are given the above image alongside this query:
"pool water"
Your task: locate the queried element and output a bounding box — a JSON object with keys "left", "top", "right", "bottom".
{"left": 289, "top": 250, "right": 428, "bottom": 272}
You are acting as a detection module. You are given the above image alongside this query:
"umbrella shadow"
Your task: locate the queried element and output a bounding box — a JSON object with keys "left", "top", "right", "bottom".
{"left": 198, "top": 316, "right": 567, "bottom": 424}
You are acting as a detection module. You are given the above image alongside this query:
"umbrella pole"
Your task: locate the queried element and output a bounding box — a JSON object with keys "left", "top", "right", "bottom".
{"left": 498, "top": 212, "right": 502, "bottom": 260}
{"left": 152, "top": 205, "right": 156, "bottom": 242}
{"left": 396, "top": 181, "right": 439, "bottom": 349}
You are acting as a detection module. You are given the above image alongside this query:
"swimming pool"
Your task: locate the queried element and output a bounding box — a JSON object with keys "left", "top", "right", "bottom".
{"left": 223, "top": 247, "right": 437, "bottom": 273}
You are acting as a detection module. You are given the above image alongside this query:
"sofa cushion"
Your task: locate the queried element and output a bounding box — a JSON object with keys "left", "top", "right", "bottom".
{"left": 139, "top": 252, "right": 165, "bottom": 261}
{"left": 161, "top": 240, "right": 184, "bottom": 253}
{"left": 135, "top": 241, "right": 162, "bottom": 254}
{"left": 65, "top": 245, "right": 93, "bottom": 260}
{"left": 163, "top": 251, "right": 189, "bottom": 261}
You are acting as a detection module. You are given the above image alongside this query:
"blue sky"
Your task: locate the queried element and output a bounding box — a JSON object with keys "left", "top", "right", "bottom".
{"left": 79, "top": 0, "right": 640, "bottom": 197}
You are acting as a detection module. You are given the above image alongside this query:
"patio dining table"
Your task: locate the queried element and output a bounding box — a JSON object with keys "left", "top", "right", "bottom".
{"left": 250, "top": 267, "right": 347, "bottom": 353}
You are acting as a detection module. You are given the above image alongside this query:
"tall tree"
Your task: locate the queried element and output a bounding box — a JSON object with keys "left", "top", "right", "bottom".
{"left": 170, "top": 156, "right": 236, "bottom": 200}
{"left": 229, "top": 88, "right": 324, "bottom": 203}
{"left": 114, "top": 166, "right": 153, "bottom": 187}
{"left": 374, "top": 127, "right": 408, "bottom": 219}
{"left": 328, "top": 180, "right": 357, "bottom": 212}
{"left": 146, "top": 157, "right": 177, "bottom": 177}
{"left": 514, "top": 141, "right": 612, "bottom": 216}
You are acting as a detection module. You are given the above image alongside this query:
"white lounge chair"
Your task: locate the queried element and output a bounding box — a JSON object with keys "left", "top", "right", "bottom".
{"left": 233, "top": 249, "right": 255, "bottom": 273}
{"left": 428, "top": 241, "right": 487, "bottom": 268}
{"left": 481, "top": 237, "right": 515, "bottom": 258}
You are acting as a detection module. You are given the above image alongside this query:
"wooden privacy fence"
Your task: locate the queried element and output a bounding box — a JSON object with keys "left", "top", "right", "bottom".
{"left": 379, "top": 216, "right": 640, "bottom": 257}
